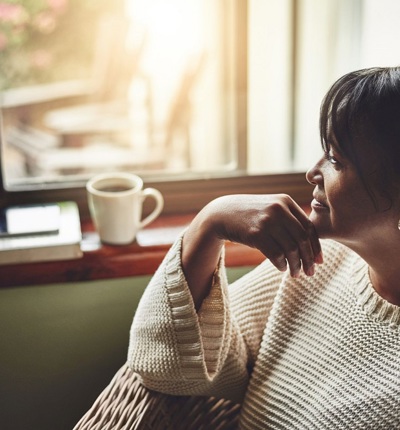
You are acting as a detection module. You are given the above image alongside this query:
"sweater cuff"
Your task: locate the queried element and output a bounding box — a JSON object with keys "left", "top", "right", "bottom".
{"left": 128, "top": 233, "right": 230, "bottom": 385}
{"left": 166, "top": 237, "right": 230, "bottom": 381}
{"left": 197, "top": 248, "right": 230, "bottom": 378}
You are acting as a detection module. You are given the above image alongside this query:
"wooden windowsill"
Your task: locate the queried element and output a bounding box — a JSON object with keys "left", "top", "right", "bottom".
{"left": 0, "top": 213, "right": 265, "bottom": 288}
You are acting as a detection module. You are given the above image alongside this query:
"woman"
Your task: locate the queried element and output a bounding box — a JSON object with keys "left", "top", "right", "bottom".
{"left": 129, "top": 67, "right": 400, "bottom": 429}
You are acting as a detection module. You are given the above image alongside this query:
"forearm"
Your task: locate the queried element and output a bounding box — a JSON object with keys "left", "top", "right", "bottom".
{"left": 182, "top": 199, "right": 226, "bottom": 310}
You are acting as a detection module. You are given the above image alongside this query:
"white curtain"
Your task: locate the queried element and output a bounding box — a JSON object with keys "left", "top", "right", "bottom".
{"left": 247, "top": 0, "right": 400, "bottom": 174}
{"left": 247, "top": 0, "right": 293, "bottom": 174}
{"left": 293, "top": 0, "right": 363, "bottom": 171}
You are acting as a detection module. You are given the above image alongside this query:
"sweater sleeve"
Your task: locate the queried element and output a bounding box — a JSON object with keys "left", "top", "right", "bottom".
{"left": 128, "top": 233, "right": 281, "bottom": 402}
{"left": 127, "top": 234, "right": 282, "bottom": 403}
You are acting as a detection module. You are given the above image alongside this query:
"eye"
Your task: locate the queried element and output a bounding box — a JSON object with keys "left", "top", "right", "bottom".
{"left": 324, "top": 151, "right": 340, "bottom": 167}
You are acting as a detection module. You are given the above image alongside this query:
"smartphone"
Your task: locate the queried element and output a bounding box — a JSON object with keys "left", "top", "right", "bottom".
{"left": 0, "top": 204, "right": 61, "bottom": 238}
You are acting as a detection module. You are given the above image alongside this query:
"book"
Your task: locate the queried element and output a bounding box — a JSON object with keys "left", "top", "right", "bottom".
{"left": 0, "top": 201, "right": 83, "bottom": 265}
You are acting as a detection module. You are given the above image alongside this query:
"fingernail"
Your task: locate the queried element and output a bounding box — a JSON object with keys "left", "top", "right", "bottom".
{"left": 315, "top": 252, "right": 324, "bottom": 264}
{"left": 305, "top": 265, "right": 315, "bottom": 276}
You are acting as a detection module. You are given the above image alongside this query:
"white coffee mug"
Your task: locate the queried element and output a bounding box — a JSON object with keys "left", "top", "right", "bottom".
{"left": 86, "top": 172, "right": 164, "bottom": 245}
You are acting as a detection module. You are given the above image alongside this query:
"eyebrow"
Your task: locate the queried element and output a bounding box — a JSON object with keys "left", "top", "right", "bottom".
{"left": 329, "top": 141, "right": 342, "bottom": 154}
{"left": 326, "top": 129, "right": 345, "bottom": 157}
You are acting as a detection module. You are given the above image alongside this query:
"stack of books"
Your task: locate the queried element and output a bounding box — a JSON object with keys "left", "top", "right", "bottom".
{"left": 0, "top": 201, "right": 83, "bottom": 265}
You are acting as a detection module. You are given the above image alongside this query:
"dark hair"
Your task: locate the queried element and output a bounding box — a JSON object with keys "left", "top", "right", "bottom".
{"left": 320, "top": 66, "right": 400, "bottom": 208}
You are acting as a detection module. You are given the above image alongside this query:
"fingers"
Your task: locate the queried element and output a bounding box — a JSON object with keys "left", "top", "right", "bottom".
{"left": 307, "top": 220, "right": 323, "bottom": 264}
{"left": 280, "top": 219, "right": 316, "bottom": 277}
{"left": 261, "top": 197, "right": 323, "bottom": 278}
{"left": 268, "top": 229, "right": 304, "bottom": 277}
{"left": 258, "top": 235, "right": 289, "bottom": 274}
{"left": 286, "top": 198, "right": 324, "bottom": 266}
{"left": 258, "top": 226, "right": 309, "bottom": 278}
{"left": 213, "top": 194, "right": 323, "bottom": 278}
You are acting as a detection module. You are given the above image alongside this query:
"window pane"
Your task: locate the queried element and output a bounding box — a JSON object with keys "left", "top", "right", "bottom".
{"left": 248, "top": 0, "right": 400, "bottom": 175}
{"left": 247, "top": 0, "right": 293, "bottom": 174}
{"left": 0, "top": 0, "right": 236, "bottom": 188}
{"left": 294, "top": 0, "right": 400, "bottom": 171}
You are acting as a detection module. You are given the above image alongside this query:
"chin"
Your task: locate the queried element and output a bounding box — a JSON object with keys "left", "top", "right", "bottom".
{"left": 315, "top": 228, "right": 332, "bottom": 239}
{"left": 309, "top": 212, "right": 331, "bottom": 239}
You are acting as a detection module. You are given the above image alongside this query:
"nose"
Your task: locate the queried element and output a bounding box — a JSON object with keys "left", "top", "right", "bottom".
{"left": 306, "top": 158, "right": 323, "bottom": 186}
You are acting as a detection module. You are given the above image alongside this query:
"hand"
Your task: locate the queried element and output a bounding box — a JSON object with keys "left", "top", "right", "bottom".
{"left": 182, "top": 194, "right": 322, "bottom": 309}
{"left": 206, "top": 194, "right": 322, "bottom": 277}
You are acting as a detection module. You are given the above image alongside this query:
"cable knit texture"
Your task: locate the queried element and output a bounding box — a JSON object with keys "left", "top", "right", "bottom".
{"left": 128, "top": 236, "right": 400, "bottom": 429}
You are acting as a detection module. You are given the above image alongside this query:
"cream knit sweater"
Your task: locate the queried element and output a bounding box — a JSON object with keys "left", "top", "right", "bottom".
{"left": 128, "top": 236, "right": 400, "bottom": 429}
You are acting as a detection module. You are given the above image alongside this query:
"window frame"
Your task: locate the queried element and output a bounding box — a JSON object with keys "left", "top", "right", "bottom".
{"left": 0, "top": 0, "right": 312, "bottom": 220}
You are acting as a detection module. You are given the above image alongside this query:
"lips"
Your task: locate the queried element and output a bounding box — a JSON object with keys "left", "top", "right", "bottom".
{"left": 311, "top": 194, "right": 329, "bottom": 209}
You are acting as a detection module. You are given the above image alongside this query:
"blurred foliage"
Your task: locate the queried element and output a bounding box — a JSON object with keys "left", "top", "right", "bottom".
{"left": 0, "top": 0, "right": 125, "bottom": 90}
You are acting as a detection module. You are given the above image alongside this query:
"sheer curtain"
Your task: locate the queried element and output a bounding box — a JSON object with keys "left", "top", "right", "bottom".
{"left": 248, "top": 0, "right": 293, "bottom": 174}
{"left": 248, "top": 0, "right": 400, "bottom": 175}
{"left": 293, "top": 0, "right": 363, "bottom": 170}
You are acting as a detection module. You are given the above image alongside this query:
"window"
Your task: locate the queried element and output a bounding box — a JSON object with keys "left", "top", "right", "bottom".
{"left": 1, "top": 0, "right": 237, "bottom": 182}
{"left": 248, "top": 0, "right": 400, "bottom": 174}
{"left": 1, "top": 0, "right": 400, "bottom": 217}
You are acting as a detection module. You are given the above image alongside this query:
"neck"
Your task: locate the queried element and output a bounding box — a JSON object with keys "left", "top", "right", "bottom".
{"left": 340, "top": 236, "right": 400, "bottom": 306}
{"left": 368, "top": 266, "right": 400, "bottom": 306}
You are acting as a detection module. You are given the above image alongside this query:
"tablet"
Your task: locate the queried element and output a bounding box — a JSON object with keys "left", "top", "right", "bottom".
{"left": 0, "top": 203, "right": 61, "bottom": 237}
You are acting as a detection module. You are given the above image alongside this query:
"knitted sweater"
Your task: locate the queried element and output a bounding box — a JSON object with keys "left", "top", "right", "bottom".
{"left": 128, "top": 236, "right": 400, "bottom": 429}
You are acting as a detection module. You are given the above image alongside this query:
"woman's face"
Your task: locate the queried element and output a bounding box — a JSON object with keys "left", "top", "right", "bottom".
{"left": 306, "top": 144, "right": 399, "bottom": 247}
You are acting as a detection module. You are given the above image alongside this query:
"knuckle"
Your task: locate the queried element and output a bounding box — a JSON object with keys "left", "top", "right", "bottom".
{"left": 271, "top": 258, "right": 287, "bottom": 271}
{"left": 297, "top": 231, "right": 309, "bottom": 243}
{"left": 277, "top": 193, "right": 291, "bottom": 202}
{"left": 289, "top": 260, "right": 302, "bottom": 272}
{"left": 248, "top": 225, "right": 262, "bottom": 241}
{"left": 268, "top": 249, "right": 284, "bottom": 261}
{"left": 285, "top": 243, "right": 299, "bottom": 255}
{"left": 267, "top": 202, "right": 283, "bottom": 216}
{"left": 266, "top": 194, "right": 293, "bottom": 216}
{"left": 257, "top": 213, "right": 276, "bottom": 231}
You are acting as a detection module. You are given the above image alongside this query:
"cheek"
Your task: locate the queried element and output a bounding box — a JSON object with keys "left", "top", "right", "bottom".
{"left": 325, "top": 172, "right": 372, "bottom": 220}
{"left": 329, "top": 182, "right": 377, "bottom": 229}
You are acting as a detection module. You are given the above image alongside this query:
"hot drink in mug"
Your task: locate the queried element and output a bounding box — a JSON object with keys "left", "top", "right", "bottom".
{"left": 86, "top": 172, "right": 164, "bottom": 245}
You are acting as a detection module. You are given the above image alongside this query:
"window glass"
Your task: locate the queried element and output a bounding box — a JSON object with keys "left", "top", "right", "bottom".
{"left": 248, "top": 0, "right": 400, "bottom": 174}
{"left": 2, "top": 0, "right": 400, "bottom": 193}
{"left": 1, "top": 0, "right": 236, "bottom": 188}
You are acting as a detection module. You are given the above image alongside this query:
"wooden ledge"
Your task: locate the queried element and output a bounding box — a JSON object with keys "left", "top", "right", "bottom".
{"left": 0, "top": 213, "right": 265, "bottom": 288}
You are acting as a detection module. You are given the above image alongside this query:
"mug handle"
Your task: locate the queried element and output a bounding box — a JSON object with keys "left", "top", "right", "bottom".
{"left": 139, "top": 188, "right": 164, "bottom": 228}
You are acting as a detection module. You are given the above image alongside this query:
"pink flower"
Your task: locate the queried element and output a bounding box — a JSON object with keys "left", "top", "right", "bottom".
{"left": 31, "top": 50, "right": 53, "bottom": 69}
{"left": 0, "top": 31, "right": 7, "bottom": 50}
{"left": 0, "top": 3, "right": 28, "bottom": 25}
{"left": 33, "top": 11, "right": 57, "bottom": 34}
{"left": 47, "top": 0, "right": 68, "bottom": 14}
